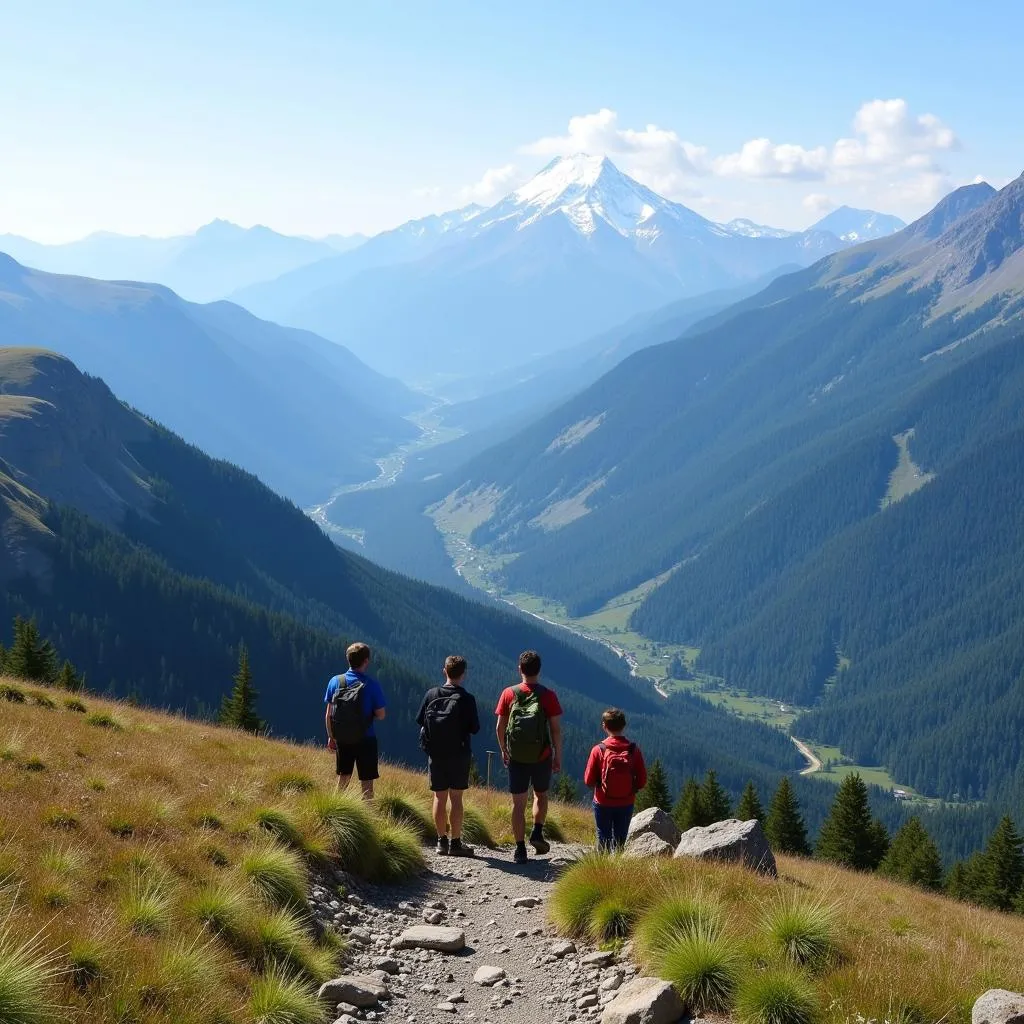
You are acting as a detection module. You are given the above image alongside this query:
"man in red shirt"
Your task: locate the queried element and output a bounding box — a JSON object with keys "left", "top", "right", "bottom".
{"left": 495, "top": 650, "right": 563, "bottom": 864}
{"left": 583, "top": 707, "right": 647, "bottom": 852}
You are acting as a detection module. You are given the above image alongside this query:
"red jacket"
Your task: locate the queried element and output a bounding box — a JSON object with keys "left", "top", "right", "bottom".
{"left": 584, "top": 735, "right": 647, "bottom": 807}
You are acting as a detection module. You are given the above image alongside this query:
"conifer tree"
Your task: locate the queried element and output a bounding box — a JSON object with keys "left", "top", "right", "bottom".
{"left": 0, "top": 639, "right": 6, "bottom": 674}
{"left": 977, "top": 815, "right": 1024, "bottom": 912}
{"left": 219, "top": 643, "right": 263, "bottom": 734}
{"left": 764, "top": 777, "right": 811, "bottom": 855}
{"left": 946, "top": 851, "right": 987, "bottom": 904}
{"left": 6, "top": 617, "right": 58, "bottom": 683}
{"left": 878, "top": 816, "right": 943, "bottom": 890}
{"left": 701, "top": 769, "right": 732, "bottom": 823}
{"left": 816, "top": 773, "right": 889, "bottom": 870}
{"left": 673, "top": 777, "right": 706, "bottom": 831}
{"left": 554, "top": 773, "right": 579, "bottom": 804}
{"left": 736, "top": 780, "right": 764, "bottom": 822}
{"left": 635, "top": 759, "right": 672, "bottom": 813}
{"left": 55, "top": 660, "right": 84, "bottom": 693}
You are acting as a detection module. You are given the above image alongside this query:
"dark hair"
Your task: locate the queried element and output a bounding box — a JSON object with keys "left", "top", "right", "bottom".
{"left": 602, "top": 708, "right": 627, "bottom": 733}
{"left": 444, "top": 655, "right": 467, "bottom": 680}
{"left": 346, "top": 642, "right": 371, "bottom": 669}
{"left": 518, "top": 650, "right": 542, "bottom": 678}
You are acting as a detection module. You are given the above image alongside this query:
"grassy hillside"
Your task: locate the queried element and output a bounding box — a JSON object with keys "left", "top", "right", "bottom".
{"left": 0, "top": 680, "right": 592, "bottom": 1024}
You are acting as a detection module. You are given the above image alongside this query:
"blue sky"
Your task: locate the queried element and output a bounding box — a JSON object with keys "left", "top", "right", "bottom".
{"left": 1, "top": 0, "right": 1021, "bottom": 241}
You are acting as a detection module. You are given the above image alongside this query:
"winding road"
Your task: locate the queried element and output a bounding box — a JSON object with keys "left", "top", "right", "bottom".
{"left": 791, "top": 737, "right": 823, "bottom": 775}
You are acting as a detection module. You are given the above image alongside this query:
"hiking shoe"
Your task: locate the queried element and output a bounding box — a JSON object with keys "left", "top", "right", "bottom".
{"left": 513, "top": 842, "right": 528, "bottom": 864}
{"left": 449, "top": 838, "right": 475, "bottom": 858}
{"left": 436, "top": 836, "right": 450, "bottom": 856}
{"left": 530, "top": 826, "right": 550, "bottom": 856}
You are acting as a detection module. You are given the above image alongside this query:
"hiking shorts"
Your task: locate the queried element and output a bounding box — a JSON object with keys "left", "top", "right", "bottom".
{"left": 428, "top": 752, "right": 472, "bottom": 792}
{"left": 507, "top": 757, "right": 553, "bottom": 795}
{"left": 335, "top": 736, "right": 379, "bottom": 781}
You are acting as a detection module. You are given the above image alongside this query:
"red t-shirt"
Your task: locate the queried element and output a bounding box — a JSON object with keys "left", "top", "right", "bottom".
{"left": 495, "top": 682, "right": 563, "bottom": 761}
{"left": 584, "top": 735, "right": 647, "bottom": 807}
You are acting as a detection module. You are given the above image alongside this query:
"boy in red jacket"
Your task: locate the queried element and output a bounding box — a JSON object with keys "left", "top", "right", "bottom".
{"left": 583, "top": 707, "right": 647, "bottom": 852}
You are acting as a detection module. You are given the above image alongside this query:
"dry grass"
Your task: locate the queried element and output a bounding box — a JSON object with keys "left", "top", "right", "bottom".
{"left": 0, "top": 676, "right": 593, "bottom": 1024}
{"left": 550, "top": 854, "right": 1024, "bottom": 1024}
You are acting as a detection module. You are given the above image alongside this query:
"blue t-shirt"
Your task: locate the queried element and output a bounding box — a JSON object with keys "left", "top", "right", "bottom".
{"left": 324, "top": 669, "right": 387, "bottom": 738}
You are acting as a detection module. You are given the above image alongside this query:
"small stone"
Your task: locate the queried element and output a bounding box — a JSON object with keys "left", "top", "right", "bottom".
{"left": 318, "top": 976, "right": 388, "bottom": 1009}
{"left": 334, "top": 1016, "right": 360, "bottom": 1024}
{"left": 348, "top": 928, "right": 372, "bottom": 946}
{"left": 336, "top": 1004, "right": 362, "bottom": 1017}
{"left": 577, "top": 995, "right": 599, "bottom": 1009}
{"left": 600, "top": 977, "right": 684, "bottom": 1024}
{"left": 600, "top": 973, "right": 624, "bottom": 992}
{"left": 373, "top": 958, "right": 400, "bottom": 975}
{"left": 581, "top": 951, "right": 615, "bottom": 968}
{"left": 513, "top": 896, "right": 540, "bottom": 908}
{"left": 423, "top": 910, "right": 445, "bottom": 925}
{"left": 394, "top": 926, "right": 466, "bottom": 953}
{"left": 447, "top": 991, "right": 467, "bottom": 1004}
{"left": 550, "top": 939, "right": 577, "bottom": 958}
{"left": 425, "top": 901, "right": 446, "bottom": 911}
{"left": 514, "top": 930, "right": 528, "bottom": 939}
{"left": 436, "top": 1002, "right": 458, "bottom": 1013}
{"left": 474, "top": 966, "right": 506, "bottom": 987}
{"left": 419, "top": 985, "right": 441, "bottom": 995}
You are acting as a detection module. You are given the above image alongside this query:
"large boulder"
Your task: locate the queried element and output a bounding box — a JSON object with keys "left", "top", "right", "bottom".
{"left": 393, "top": 925, "right": 466, "bottom": 952}
{"left": 623, "top": 832, "right": 674, "bottom": 859}
{"left": 318, "top": 975, "right": 389, "bottom": 1007}
{"left": 627, "top": 807, "right": 682, "bottom": 849}
{"left": 974, "top": 990, "right": 1024, "bottom": 1024}
{"left": 674, "top": 818, "right": 777, "bottom": 877}
{"left": 601, "top": 976, "right": 685, "bottom": 1024}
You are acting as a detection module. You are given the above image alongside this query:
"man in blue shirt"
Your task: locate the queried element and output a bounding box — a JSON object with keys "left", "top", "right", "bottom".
{"left": 324, "top": 642, "right": 387, "bottom": 800}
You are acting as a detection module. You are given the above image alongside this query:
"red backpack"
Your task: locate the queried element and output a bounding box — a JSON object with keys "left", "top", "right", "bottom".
{"left": 599, "top": 741, "right": 637, "bottom": 800}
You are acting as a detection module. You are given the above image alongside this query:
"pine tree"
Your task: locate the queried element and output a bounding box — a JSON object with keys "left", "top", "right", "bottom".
{"left": 0, "top": 640, "right": 6, "bottom": 674}
{"left": 55, "top": 660, "right": 84, "bottom": 693}
{"left": 219, "top": 643, "right": 263, "bottom": 734}
{"left": 878, "top": 816, "right": 943, "bottom": 890}
{"left": 947, "top": 851, "right": 987, "bottom": 904}
{"left": 764, "top": 777, "right": 811, "bottom": 856}
{"left": 977, "top": 816, "right": 1024, "bottom": 912}
{"left": 701, "top": 769, "right": 732, "bottom": 822}
{"left": 736, "top": 780, "right": 764, "bottom": 823}
{"left": 5, "top": 617, "right": 58, "bottom": 683}
{"left": 635, "top": 759, "right": 672, "bottom": 813}
{"left": 554, "top": 773, "right": 579, "bottom": 804}
{"left": 673, "top": 777, "right": 706, "bottom": 831}
{"left": 816, "top": 774, "right": 889, "bottom": 871}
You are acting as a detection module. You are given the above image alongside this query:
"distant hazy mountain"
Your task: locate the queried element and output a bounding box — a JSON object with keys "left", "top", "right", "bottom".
{"left": 0, "top": 220, "right": 348, "bottom": 303}
{"left": 0, "top": 255, "right": 418, "bottom": 503}
{"left": 809, "top": 205, "right": 907, "bottom": 243}
{"left": 235, "top": 155, "right": 886, "bottom": 381}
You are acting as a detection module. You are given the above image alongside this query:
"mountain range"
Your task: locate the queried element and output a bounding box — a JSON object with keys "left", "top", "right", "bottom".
{"left": 231, "top": 155, "right": 905, "bottom": 381}
{"left": 0, "top": 220, "right": 364, "bottom": 303}
{"left": 0, "top": 254, "right": 417, "bottom": 503}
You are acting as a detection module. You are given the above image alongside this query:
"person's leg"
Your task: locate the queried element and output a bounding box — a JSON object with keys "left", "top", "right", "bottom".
{"left": 336, "top": 773, "right": 352, "bottom": 792}
{"left": 509, "top": 761, "right": 530, "bottom": 862}
{"left": 530, "top": 759, "right": 552, "bottom": 854}
{"left": 356, "top": 737, "right": 379, "bottom": 802}
{"left": 511, "top": 791, "right": 529, "bottom": 843}
{"left": 612, "top": 805, "right": 633, "bottom": 850}
{"left": 336, "top": 744, "right": 355, "bottom": 793}
{"left": 594, "top": 802, "right": 615, "bottom": 852}
{"left": 432, "top": 790, "right": 450, "bottom": 837}
{"left": 532, "top": 789, "right": 549, "bottom": 830}
{"left": 449, "top": 788, "right": 465, "bottom": 839}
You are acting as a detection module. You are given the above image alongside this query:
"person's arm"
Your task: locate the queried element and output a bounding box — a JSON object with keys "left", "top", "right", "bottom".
{"left": 496, "top": 711, "right": 511, "bottom": 765}
{"left": 549, "top": 715, "right": 563, "bottom": 773}
{"left": 372, "top": 680, "right": 387, "bottom": 721}
{"left": 633, "top": 746, "right": 647, "bottom": 793}
{"left": 583, "top": 745, "right": 601, "bottom": 789}
{"left": 467, "top": 695, "right": 480, "bottom": 735}
{"left": 325, "top": 707, "right": 336, "bottom": 750}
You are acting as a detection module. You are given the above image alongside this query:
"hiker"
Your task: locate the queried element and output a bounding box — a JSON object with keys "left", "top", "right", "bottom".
{"left": 495, "top": 650, "right": 563, "bottom": 864}
{"left": 416, "top": 655, "right": 481, "bottom": 857}
{"left": 324, "top": 642, "right": 387, "bottom": 800}
{"left": 583, "top": 707, "right": 647, "bottom": 852}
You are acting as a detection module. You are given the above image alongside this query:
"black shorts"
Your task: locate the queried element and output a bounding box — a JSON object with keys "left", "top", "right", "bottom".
{"left": 428, "top": 753, "right": 472, "bottom": 792}
{"left": 335, "top": 736, "right": 379, "bottom": 781}
{"left": 507, "top": 757, "right": 552, "bottom": 795}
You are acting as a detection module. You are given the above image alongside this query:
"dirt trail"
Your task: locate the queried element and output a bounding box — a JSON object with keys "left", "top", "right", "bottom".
{"left": 792, "top": 737, "right": 822, "bottom": 775}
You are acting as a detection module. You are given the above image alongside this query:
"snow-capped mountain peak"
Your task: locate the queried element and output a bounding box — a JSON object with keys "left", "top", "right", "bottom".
{"left": 722, "top": 218, "right": 796, "bottom": 239}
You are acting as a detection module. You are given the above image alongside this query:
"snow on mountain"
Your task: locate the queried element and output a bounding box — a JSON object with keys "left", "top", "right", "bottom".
{"left": 723, "top": 218, "right": 796, "bottom": 239}
{"left": 810, "top": 205, "right": 906, "bottom": 243}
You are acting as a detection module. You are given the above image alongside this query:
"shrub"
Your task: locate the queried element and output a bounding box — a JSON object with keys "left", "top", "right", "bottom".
{"left": 461, "top": 806, "right": 495, "bottom": 848}
{"left": 85, "top": 711, "right": 124, "bottom": 730}
{"left": 307, "top": 792, "right": 379, "bottom": 868}
{"left": 375, "top": 793, "right": 433, "bottom": 842}
{"left": 249, "top": 966, "right": 324, "bottom": 1024}
{"left": 62, "top": 698, "right": 87, "bottom": 714}
{"left": 659, "top": 924, "right": 743, "bottom": 1015}
{"left": 735, "top": 969, "right": 820, "bottom": 1024}
{"left": 372, "top": 817, "right": 426, "bottom": 882}
{"left": 28, "top": 693, "right": 56, "bottom": 710}
{"left": 550, "top": 856, "right": 622, "bottom": 937}
{"left": 761, "top": 896, "right": 838, "bottom": 969}
{"left": 0, "top": 684, "right": 26, "bottom": 703}
{"left": 240, "top": 840, "right": 308, "bottom": 911}
{"left": 269, "top": 772, "right": 318, "bottom": 796}
{"left": 590, "top": 895, "right": 640, "bottom": 943}
{"left": 635, "top": 895, "right": 723, "bottom": 968}
{"left": 119, "top": 875, "right": 173, "bottom": 935}
{"left": 0, "top": 924, "right": 62, "bottom": 1024}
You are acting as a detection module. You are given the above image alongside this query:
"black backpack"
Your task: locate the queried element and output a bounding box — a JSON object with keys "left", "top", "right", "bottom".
{"left": 330, "top": 679, "right": 370, "bottom": 745}
{"left": 421, "top": 687, "right": 466, "bottom": 755}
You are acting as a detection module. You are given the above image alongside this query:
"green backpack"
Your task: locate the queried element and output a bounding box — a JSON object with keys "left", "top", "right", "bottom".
{"left": 505, "top": 684, "right": 550, "bottom": 763}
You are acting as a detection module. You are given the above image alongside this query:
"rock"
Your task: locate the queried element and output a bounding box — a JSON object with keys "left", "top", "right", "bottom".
{"left": 514, "top": 930, "right": 528, "bottom": 938}
{"left": 334, "top": 1016, "right": 361, "bottom": 1024}
{"left": 374, "top": 958, "right": 401, "bottom": 975}
{"left": 423, "top": 910, "right": 445, "bottom": 925}
{"left": 514, "top": 896, "right": 540, "bottom": 908}
{"left": 474, "top": 966, "right": 507, "bottom": 987}
{"left": 319, "top": 976, "right": 389, "bottom": 1008}
{"left": 550, "top": 939, "right": 577, "bottom": 958}
{"left": 447, "top": 991, "right": 467, "bottom": 1004}
{"left": 436, "top": 1002, "right": 458, "bottom": 1013}
{"left": 578, "top": 995, "right": 599, "bottom": 1009}
{"left": 419, "top": 985, "right": 441, "bottom": 995}
{"left": 581, "top": 951, "right": 615, "bottom": 968}
{"left": 974, "top": 990, "right": 1024, "bottom": 1024}
{"left": 623, "top": 832, "right": 674, "bottom": 860}
{"left": 626, "top": 807, "right": 682, "bottom": 849}
{"left": 600, "top": 973, "right": 624, "bottom": 992}
{"left": 394, "top": 926, "right": 467, "bottom": 953}
{"left": 600, "top": 977, "right": 685, "bottom": 1024}
{"left": 674, "top": 818, "right": 777, "bottom": 877}
{"left": 348, "top": 928, "right": 372, "bottom": 946}
{"left": 336, "top": 1004, "right": 362, "bottom": 1017}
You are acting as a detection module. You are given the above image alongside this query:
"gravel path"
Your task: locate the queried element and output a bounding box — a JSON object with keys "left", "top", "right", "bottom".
{"left": 311, "top": 842, "right": 635, "bottom": 1024}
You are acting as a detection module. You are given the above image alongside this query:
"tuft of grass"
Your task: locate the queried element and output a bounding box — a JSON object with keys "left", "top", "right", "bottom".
{"left": 252, "top": 807, "right": 324, "bottom": 859}
{"left": 118, "top": 876, "right": 173, "bottom": 936}
{"left": 761, "top": 895, "right": 838, "bottom": 970}
{"left": 85, "top": 711, "right": 123, "bottom": 731}
{"left": 660, "top": 924, "right": 743, "bottom": 1015}
{"left": 0, "top": 923, "right": 63, "bottom": 1024}
{"left": 636, "top": 894, "right": 724, "bottom": 969}
{"left": 735, "top": 968, "right": 820, "bottom": 1024}
{"left": 191, "top": 879, "right": 250, "bottom": 939}
{"left": 20, "top": 757, "right": 46, "bottom": 773}
{"left": 375, "top": 793, "right": 433, "bottom": 842}
{"left": 269, "top": 771, "right": 318, "bottom": 796}
{"left": 460, "top": 805, "right": 495, "bottom": 848}
{"left": 62, "top": 698, "right": 87, "bottom": 714}
{"left": 249, "top": 908, "right": 336, "bottom": 981}
{"left": 306, "top": 791, "right": 379, "bottom": 869}
{"left": 28, "top": 693, "right": 56, "bottom": 710}
{"left": 105, "top": 815, "right": 134, "bottom": 839}
{"left": 249, "top": 965, "right": 324, "bottom": 1024}
{"left": 86, "top": 777, "right": 106, "bottom": 792}
{"left": 372, "top": 817, "right": 426, "bottom": 882}
{"left": 40, "top": 845, "right": 85, "bottom": 878}
{"left": 240, "top": 840, "right": 308, "bottom": 911}
{"left": 0, "top": 684, "right": 26, "bottom": 703}
{"left": 189, "top": 810, "right": 224, "bottom": 831}
{"left": 67, "top": 937, "right": 108, "bottom": 991}
{"left": 543, "top": 815, "right": 566, "bottom": 843}
{"left": 550, "top": 855, "right": 624, "bottom": 938}
{"left": 38, "top": 886, "right": 72, "bottom": 910}
{"left": 590, "top": 894, "right": 640, "bottom": 943}
{"left": 42, "top": 809, "right": 79, "bottom": 831}
{"left": 153, "top": 935, "right": 227, "bottom": 1004}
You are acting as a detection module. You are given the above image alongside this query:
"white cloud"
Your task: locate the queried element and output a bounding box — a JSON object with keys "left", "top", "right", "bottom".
{"left": 832, "top": 99, "right": 958, "bottom": 172}
{"left": 803, "top": 192, "right": 837, "bottom": 215}
{"left": 458, "top": 163, "right": 521, "bottom": 203}
{"left": 715, "top": 139, "right": 830, "bottom": 181}
{"left": 411, "top": 186, "right": 442, "bottom": 200}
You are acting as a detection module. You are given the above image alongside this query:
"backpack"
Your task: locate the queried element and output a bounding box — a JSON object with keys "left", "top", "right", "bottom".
{"left": 505, "top": 684, "right": 549, "bottom": 763}
{"left": 421, "top": 687, "right": 466, "bottom": 755}
{"left": 330, "top": 678, "right": 370, "bottom": 745}
{"left": 599, "top": 741, "right": 637, "bottom": 801}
